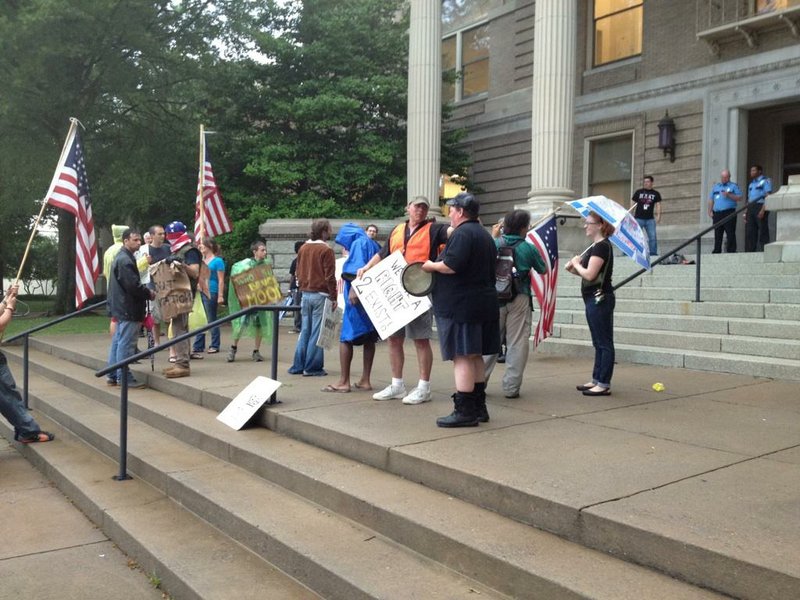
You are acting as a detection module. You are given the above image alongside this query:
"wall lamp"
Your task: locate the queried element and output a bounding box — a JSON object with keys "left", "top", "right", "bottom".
{"left": 658, "top": 111, "right": 676, "bottom": 163}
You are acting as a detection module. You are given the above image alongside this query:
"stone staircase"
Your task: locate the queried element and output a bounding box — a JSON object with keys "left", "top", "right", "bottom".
{"left": 541, "top": 252, "right": 800, "bottom": 381}
{"left": 0, "top": 340, "right": 749, "bottom": 600}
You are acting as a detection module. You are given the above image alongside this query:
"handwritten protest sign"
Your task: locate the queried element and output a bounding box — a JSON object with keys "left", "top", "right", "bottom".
{"left": 231, "top": 263, "right": 282, "bottom": 308}
{"left": 217, "top": 376, "right": 282, "bottom": 430}
{"left": 352, "top": 251, "right": 432, "bottom": 340}
{"left": 150, "top": 261, "right": 193, "bottom": 321}
{"left": 316, "top": 298, "right": 343, "bottom": 350}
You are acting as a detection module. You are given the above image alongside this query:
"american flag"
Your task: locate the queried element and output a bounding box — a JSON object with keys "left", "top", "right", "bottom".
{"left": 194, "top": 138, "right": 232, "bottom": 241}
{"left": 45, "top": 124, "right": 99, "bottom": 308}
{"left": 527, "top": 214, "right": 559, "bottom": 349}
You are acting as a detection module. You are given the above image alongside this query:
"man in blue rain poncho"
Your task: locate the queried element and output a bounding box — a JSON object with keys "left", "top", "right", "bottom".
{"left": 321, "top": 224, "right": 380, "bottom": 393}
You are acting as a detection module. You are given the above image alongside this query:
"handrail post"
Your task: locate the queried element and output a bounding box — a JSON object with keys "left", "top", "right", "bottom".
{"left": 112, "top": 368, "right": 132, "bottom": 481}
{"left": 695, "top": 238, "right": 702, "bottom": 302}
{"left": 270, "top": 308, "right": 280, "bottom": 405}
{"left": 23, "top": 334, "right": 30, "bottom": 410}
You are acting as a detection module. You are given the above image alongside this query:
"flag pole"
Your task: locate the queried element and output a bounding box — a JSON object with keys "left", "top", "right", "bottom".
{"left": 13, "top": 118, "right": 79, "bottom": 287}
{"left": 198, "top": 124, "right": 206, "bottom": 242}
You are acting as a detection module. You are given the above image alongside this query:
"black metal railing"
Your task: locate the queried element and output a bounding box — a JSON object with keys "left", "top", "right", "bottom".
{"left": 613, "top": 203, "right": 748, "bottom": 300}
{"left": 95, "top": 304, "right": 298, "bottom": 481}
{"left": 4, "top": 299, "right": 108, "bottom": 410}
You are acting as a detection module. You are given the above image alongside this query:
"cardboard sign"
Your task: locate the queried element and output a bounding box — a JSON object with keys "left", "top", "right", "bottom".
{"left": 351, "top": 251, "right": 432, "bottom": 340}
{"left": 231, "top": 263, "right": 282, "bottom": 308}
{"left": 316, "top": 298, "right": 343, "bottom": 350}
{"left": 217, "top": 376, "right": 282, "bottom": 430}
{"left": 150, "top": 261, "right": 193, "bottom": 321}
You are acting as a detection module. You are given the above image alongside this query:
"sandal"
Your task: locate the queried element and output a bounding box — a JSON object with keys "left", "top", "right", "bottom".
{"left": 168, "top": 357, "right": 177, "bottom": 363}
{"left": 207, "top": 348, "right": 219, "bottom": 354}
{"left": 18, "top": 431, "right": 55, "bottom": 444}
{"left": 190, "top": 352, "right": 204, "bottom": 360}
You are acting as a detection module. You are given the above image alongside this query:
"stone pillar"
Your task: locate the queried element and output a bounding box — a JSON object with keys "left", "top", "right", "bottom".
{"left": 408, "top": 0, "right": 442, "bottom": 216}
{"left": 523, "top": 0, "right": 577, "bottom": 221}
{"left": 764, "top": 175, "right": 800, "bottom": 263}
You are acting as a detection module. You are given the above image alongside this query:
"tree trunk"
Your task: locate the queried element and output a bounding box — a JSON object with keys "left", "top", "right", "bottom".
{"left": 55, "top": 209, "right": 76, "bottom": 315}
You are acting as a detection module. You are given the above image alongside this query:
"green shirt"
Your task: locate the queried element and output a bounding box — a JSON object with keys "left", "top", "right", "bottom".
{"left": 497, "top": 234, "right": 546, "bottom": 297}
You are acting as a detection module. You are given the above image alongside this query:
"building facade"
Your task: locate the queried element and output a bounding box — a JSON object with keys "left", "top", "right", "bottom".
{"left": 441, "top": 0, "right": 800, "bottom": 248}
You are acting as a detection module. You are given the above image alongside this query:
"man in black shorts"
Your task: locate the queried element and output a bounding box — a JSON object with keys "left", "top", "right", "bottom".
{"left": 422, "top": 193, "right": 500, "bottom": 427}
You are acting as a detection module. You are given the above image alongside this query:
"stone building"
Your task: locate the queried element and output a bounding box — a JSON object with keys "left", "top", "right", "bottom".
{"left": 442, "top": 0, "right": 800, "bottom": 249}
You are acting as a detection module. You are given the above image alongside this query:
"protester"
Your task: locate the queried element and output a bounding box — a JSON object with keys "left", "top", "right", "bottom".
{"left": 226, "top": 241, "right": 271, "bottom": 362}
{"left": 366, "top": 224, "right": 379, "bottom": 240}
{"left": 565, "top": 212, "right": 615, "bottom": 396}
{"left": 106, "top": 229, "right": 155, "bottom": 388}
{"left": 321, "top": 223, "right": 380, "bottom": 393}
{"left": 422, "top": 192, "right": 500, "bottom": 427}
{"left": 142, "top": 224, "right": 171, "bottom": 348}
{"left": 192, "top": 237, "right": 225, "bottom": 355}
{"left": 630, "top": 175, "right": 662, "bottom": 255}
{"left": 161, "top": 221, "right": 201, "bottom": 378}
{"left": 289, "top": 219, "right": 337, "bottom": 376}
{"left": 357, "top": 197, "right": 449, "bottom": 405}
{"left": 103, "top": 224, "right": 130, "bottom": 337}
{"left": 483, "top": 210, "right": 546, "bottom": 399}
{"left": 0, "top": 285, "right": 55, "bottom": 443}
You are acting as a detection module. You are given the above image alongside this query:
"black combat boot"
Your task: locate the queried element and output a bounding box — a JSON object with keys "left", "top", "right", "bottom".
{"left": 436, "top": 392, "right": 480, "bottom": 428}
{"left": 474, "top": 382, "right": 489, "bottom": 423}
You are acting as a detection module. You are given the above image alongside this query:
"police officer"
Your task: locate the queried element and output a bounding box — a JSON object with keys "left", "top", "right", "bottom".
{"left": 744, "top": 164, "right": 772, "bottom": 252}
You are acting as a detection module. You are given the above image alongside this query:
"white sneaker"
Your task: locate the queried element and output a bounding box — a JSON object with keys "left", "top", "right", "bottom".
{"left": 373, "top": 384, "right": 406, "bottom": 401}
{"left": 402, "top": 387, "right": 431, "bottom": 405}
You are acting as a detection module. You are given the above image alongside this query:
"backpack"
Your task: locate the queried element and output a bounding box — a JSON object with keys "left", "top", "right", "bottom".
{"left": 495, "top": 239, "right": 524, "bottom": 302}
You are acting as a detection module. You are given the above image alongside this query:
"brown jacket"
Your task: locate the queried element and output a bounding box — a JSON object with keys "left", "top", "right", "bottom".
{"left": 296, "top": 240, "right": 337, "bottom": 298}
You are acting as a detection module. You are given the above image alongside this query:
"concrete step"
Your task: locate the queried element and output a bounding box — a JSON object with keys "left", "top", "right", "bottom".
{"left": 0, "top": 415, "right": 320, "bottom": 600}
{"left": 554, "top": 323, "right": 800, "bottom": 360}
{"left": 556, "top": 296, "right": 774, "bottom": 319}
{"left": 8, "top": 349, "right": 727, "bottom": 600}
{"left": 539, "top": 337, "right": 800, "bottom": 381}
{"left": 19, "top": 379, "right": 504, "bottom": 600}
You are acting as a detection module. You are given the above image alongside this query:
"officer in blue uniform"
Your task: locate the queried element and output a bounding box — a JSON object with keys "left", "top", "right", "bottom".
{"left": 744, "top": 164, "right": 772, "bottom": 252}
{"left": 707, "top": 169, "right": 743, "bottom": 253}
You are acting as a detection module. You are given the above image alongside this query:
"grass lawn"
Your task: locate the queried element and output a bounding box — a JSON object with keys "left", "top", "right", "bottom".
{"left": 2, "top": 297, "right": 109, "bottom": 338}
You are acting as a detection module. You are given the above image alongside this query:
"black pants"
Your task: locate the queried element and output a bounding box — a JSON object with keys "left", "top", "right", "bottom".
{"left": 744, "top": 203, "right": 770, "bottom": 252}
{"left": 712, "top": 209, "right": 736, "bottom": 253}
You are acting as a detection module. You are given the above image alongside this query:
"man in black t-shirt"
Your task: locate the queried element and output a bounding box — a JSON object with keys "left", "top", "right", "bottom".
{"left": 630, "top": 175, "right": 662, "bottom": 255}
{"left": 422, "top": 193, "right": 500, "bottom": 427}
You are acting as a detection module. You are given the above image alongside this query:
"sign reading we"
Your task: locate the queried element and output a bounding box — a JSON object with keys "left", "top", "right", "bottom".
{"left": 352, "top": 251, "right": 431, "bottom": 340}
{"left": 231, "top": 263, "right": 282, "bottom": 308}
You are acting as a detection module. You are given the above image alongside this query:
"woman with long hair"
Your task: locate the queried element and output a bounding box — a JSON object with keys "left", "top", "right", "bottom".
{"left": 565, "top": 211, "right": 615, "bottom": 396}
{"left": 192, "top": 237, "right": 225, "bottom": 356}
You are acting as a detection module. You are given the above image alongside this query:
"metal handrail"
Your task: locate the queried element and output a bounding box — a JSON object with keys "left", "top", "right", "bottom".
{"left": 613, "top": 203, "right": 748, "bottom": 300}
{"left": 94, "top": 304, "right": 299, "bottom": 481}
{"left": 3, "top": 299, "right": 108, "bottom": 410}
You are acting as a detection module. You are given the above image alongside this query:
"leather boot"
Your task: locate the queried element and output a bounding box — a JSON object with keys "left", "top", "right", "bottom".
{"left": 436, "top": 392, "right": 480, "bottom": 428}
{"left": 474, "top": 382, "right": 489, "bottom": 423}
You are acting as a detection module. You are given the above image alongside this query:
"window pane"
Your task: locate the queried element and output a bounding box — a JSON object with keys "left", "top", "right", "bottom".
{"left": 594, "top": 5, "right": 642, "bottom": 66}
{"left": 462, "top": 24, "right": 490, "bottom": 64}
{"left": 443, "top": 70, "right": 456, "bottom": 103}
{"left": 442, "top": 36, "right": 457, "bottom": 70}
{"left": 594, "top": 0, "right": 642, "bottom": 19}
{"left": 463, "top": 58, "right": 489, "bottom": 97}
{"left": 442, "top": 0, "right": 496, "bottom": 31}
{"left": 589, "top": 136, "right": 632, "bottom": 204}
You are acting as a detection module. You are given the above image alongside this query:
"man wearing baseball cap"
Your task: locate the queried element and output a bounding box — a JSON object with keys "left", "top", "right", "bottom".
{"left": 356, "top": 196, "right": 450, "bottom": 405}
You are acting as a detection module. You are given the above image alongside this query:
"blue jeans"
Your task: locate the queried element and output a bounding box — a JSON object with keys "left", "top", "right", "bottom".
{"left": 107, "top": 319, "right": 141, "bottom": 384}
{"left": 584, "top": 293, "right": 615, "bottom": 388}
{"left": 193, "top": 292, "right": 220, "bottom": 352}
{"left": 289, "top": 292, "right": 327, "bottom": 375}
{"left": 0, "top": 358, "right": 42, "bottom": 438}
{"left": 636, "top": 218, "right": 657, "bottom": 256}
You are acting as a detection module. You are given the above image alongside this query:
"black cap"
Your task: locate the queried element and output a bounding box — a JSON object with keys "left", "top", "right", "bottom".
{"left": 446, "top": 192, "right": 479, "bottom": 215}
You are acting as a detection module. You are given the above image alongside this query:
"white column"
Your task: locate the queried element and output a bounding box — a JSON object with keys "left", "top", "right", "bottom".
{"left": 408, "top": 0, "right": 442, "bottom": 215}
{"left": 524, "top": 0, "right": 577, "bottom": 218}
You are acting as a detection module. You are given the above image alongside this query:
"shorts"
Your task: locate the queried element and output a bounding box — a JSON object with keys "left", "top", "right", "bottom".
{"left": 350, "top": 331, "right": 379, "bottom": 346}
{"left": 390, "top": 309, "right": 433, "bottom": 341}
{"left": 436, "top": 317, "right": 500, "bottom": 361}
